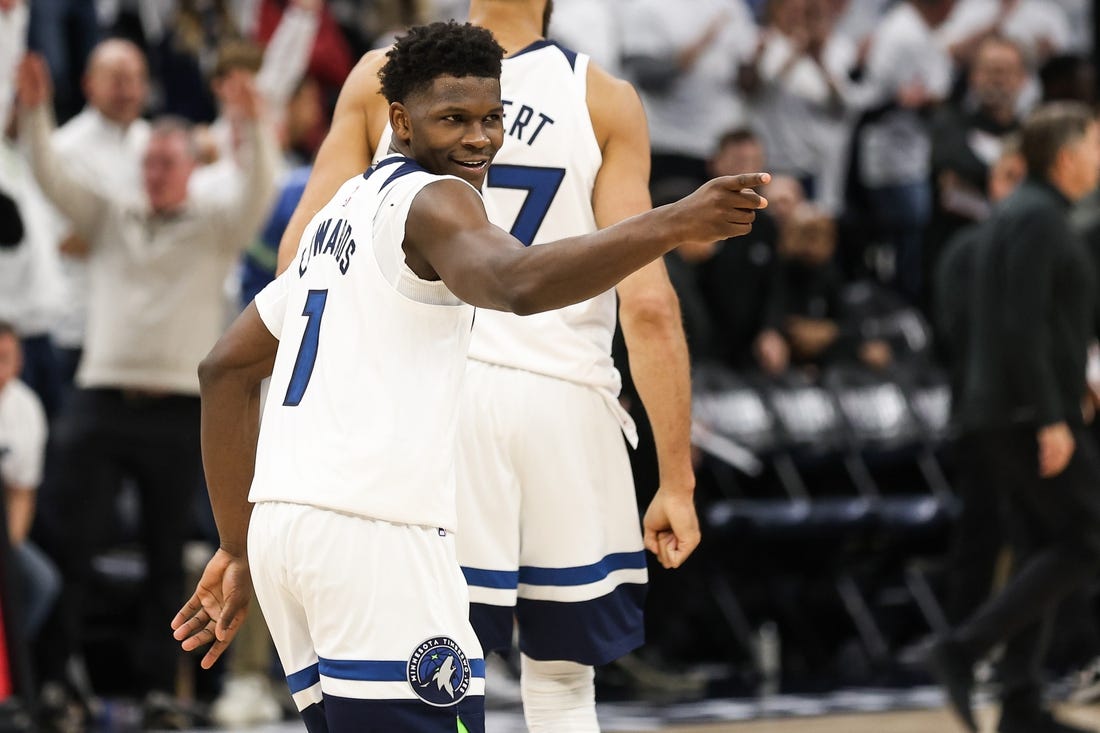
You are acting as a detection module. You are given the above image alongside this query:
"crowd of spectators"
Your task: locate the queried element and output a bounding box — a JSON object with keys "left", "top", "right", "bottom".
{"left": 0, "top": 0, "right": 1098, "bottom": 730}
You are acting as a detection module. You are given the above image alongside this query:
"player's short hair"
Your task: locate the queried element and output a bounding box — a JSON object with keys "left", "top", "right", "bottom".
{"left": 0, "top": 320, "right": 16, "bottom": 341}
{"left": 378, "top": 21, "right": 504, "bottom": 104}
{"left": 1020, "top": 101, "right": 1094, "bottom": 176}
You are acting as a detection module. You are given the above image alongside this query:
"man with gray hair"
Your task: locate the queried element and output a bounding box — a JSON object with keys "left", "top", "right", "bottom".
{"left": 929, "top": 101, "right": 1100, "bottom": 733}
{"left": 16, "top": 51, "right": 278, "bottom": 728}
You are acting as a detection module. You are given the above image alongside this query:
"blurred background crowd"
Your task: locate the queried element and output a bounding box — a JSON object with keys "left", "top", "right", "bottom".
{"left": 1, "top": 0, "right": 1100, "bottom": 730}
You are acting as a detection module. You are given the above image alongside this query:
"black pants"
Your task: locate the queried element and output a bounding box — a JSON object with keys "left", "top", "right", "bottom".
{"left": 36, "top": 388, "right": 201, "bottom": 694}
{"left": 955, "top": 425, "right": 1100, "bottom": 708}
{"left": 944, "top": 431, "right": 1004, "bottom": 625}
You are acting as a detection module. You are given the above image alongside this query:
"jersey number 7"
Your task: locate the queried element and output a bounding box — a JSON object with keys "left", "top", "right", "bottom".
{"left": 486, "top": 164, "right": 566, "bottom": 246}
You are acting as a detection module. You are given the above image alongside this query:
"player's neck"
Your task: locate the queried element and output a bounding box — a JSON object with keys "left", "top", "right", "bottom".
{"left": 468, "top": 0, "right": 545, "bottom": 56}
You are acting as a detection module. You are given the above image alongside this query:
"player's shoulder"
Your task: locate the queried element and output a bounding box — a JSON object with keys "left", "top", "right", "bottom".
{"left": 343, "top": 48, "right": 389, "bottom": 102}
{"left": 586, "top": 60, "right": 639, "bottom": 103}
{"left": 357, "top": 47, "right": 391, "bottom": 73}
{"left": 584, "top": 59, "right": 646, "bottom": 146}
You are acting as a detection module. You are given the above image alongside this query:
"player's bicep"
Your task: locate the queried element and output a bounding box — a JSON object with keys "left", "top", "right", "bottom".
{"left": 587, "top": 72, "right": 680, "bottom": 313}
{"left": 201, "top": 302, "right": 280, "bottom": 386}
{"left": 404, "top": 181, "right": 524, "bottom": 310}
{"left": 589, "top": 71, "right": 653, "bottom": 229}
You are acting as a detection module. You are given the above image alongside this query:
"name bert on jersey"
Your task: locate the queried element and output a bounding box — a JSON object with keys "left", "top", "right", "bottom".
{"left": 298, "top": 216, "right": 357, "bottom": 276}
{"left": 503, "top": 99, "right": 554, "bottom": 145}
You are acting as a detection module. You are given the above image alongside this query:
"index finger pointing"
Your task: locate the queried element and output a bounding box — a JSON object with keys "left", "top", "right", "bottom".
{"left": 723, "top": 172, "right": 772, "bottom": 192}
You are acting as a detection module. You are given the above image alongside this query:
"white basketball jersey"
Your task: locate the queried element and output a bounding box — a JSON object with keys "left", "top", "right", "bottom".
{"left": 250, "top": 156, "right": 476, "bottom": 531}
{"left": 375, "top": 42, "right": 617, "bottom": 395}
{"left": 472, "top": 42, "right": 617, "bottom": 393}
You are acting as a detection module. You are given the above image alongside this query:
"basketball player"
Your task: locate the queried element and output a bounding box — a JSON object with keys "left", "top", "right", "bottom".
{"left": 273, "top": 4, "right": 701, "bottom": 729}
{"left": 172, "top": 21, "right": 767, "bottom": 733}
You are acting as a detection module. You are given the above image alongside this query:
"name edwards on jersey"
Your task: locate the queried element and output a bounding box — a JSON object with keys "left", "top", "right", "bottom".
{"left": 297, "top": 216, "right": 358, "bottom": 276}
{"left": 502, "top": 99, "right": 555, "bottom": 146}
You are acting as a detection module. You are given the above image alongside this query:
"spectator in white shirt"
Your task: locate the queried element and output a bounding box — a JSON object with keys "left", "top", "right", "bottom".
{"left": 50, "top": 38, "right": 151, "bottom": 392}
{"left": 849, "top": 0, "right": 956, "bottom": 303}
{"left": 748, "top": 0, "right": 858, "bottom": 214}
{"left": 621, "top": 0, "right": 759, "bottom": 187}
{"left": 17, "top": 52, "right": 278, "bottom": 729}
{"left": 0, "top": 0, "right": 67, "bottom": 417}
{"left": 940, "top": 0, "right": 1072, "bottom": 117}
{"left": 0, "top": 321, "right": 60, "bottom": 640}
{"left": 0, "top": 126, "right": 65, "bottom": 417}
{"left": 941, "top": 0, "right": 1072, "bottom": 67}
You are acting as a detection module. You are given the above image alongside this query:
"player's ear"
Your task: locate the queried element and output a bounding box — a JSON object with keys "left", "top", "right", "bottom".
{"left": 390, "top": 102, "right": 412, "bottom": 144}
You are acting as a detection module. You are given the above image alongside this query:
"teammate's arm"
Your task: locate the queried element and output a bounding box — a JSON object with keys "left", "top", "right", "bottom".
{"left": 589, "top": 67, "right": 699, "bottom": 570}
{"left": 275, "top": 50, "right": 389, "bottom": 275}
{"left": 172, "top": 303, "right": 279, "bottom": 669}
{"left": 404, "top": 172, "right": 768, "bottom": 316}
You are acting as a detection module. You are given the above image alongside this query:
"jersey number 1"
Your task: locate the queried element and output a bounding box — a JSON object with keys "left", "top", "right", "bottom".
{"left": 486, "top": 164, "right": 566, "bottom": 246}
{"left": 283, "top": 289, "right": 328, "bottom": 406}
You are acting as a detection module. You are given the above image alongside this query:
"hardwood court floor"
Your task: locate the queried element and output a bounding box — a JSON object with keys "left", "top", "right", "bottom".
{"left": 192, "top": 701, "right": 1100, "bottom": 732}
{"left": 629, "top": 705, "right": 1100, "bottom": 732}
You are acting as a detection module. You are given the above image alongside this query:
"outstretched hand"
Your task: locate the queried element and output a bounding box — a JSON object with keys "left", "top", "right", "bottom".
{"left": 671, "top": 172, "right": 770, "bottom": 246}
{"left": 16, "top": 53, "right": 52, "bottom": 110}
{"left": 643, "top": 488, "right": 701, "bottom": 569}
{"left": 220, "top": 73, "right": 264, "bottom": 123}
{"left": 171, "top": 548, "right": 252, "bottom": 669}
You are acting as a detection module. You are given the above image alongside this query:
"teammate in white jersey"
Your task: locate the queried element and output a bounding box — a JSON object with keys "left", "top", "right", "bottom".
{"left": 273, "top": 3, "right": 701, "bottom": 729}
{"left": 173, "top": 20, "right": 768, "bottom": 733}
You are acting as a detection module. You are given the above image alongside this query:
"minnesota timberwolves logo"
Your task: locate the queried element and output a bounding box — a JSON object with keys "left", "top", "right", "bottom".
{"left": 407, "top": 637, "right": 471, "bottom": 706}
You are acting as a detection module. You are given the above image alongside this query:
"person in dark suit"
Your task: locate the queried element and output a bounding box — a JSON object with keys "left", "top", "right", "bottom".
{"left": 929, "top": 102, "right": 1100, "bottom": 733}
{"left": 933, "top": 138, "right": 1025, "bottom": 627}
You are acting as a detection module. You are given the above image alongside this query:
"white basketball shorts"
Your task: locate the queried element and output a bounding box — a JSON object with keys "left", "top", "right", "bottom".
{"left": 248, "top": 501, "right": 486, "bottom": 732}
{"left": 455, "top": 361, "right": 647, "bottom": 666}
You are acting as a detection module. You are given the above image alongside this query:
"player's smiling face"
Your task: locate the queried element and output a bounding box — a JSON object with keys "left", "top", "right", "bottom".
{"left": 396, "top": 75, "right": 504, "bottom": 187}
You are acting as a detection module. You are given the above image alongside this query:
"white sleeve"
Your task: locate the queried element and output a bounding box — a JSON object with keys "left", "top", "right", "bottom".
{"left": 757, "top": 34, "right": 794, "bottom": 84}
{"left": 20, "top": 105, "right": 110, "bottom": 238}
{"left": 256, "top": 5, "right": 321, "bottom": 112}
{"left": 924, "top": 42, "right": 954, "bottom": 99}
{"left": 2, "top": 384, "right": 47, "bottom": 490}
{"left": 1029, "top": 4, "right": 1072, "bottom": 54}
{"left": 254, "top": 270, "right": 292, "bottom": 337}
{"left": 937, "top": 1, "right": 990, "bottom": 48}
{"left": 0, "top": 3, "right": 29, "bottom": 136}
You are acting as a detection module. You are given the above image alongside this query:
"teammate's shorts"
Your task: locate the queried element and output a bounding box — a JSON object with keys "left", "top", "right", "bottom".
{"left": 455, "top": 361, "right": 647, "bottom": 666}
{"left": 249, "top": 501, "right": 485, "bottom": 733}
